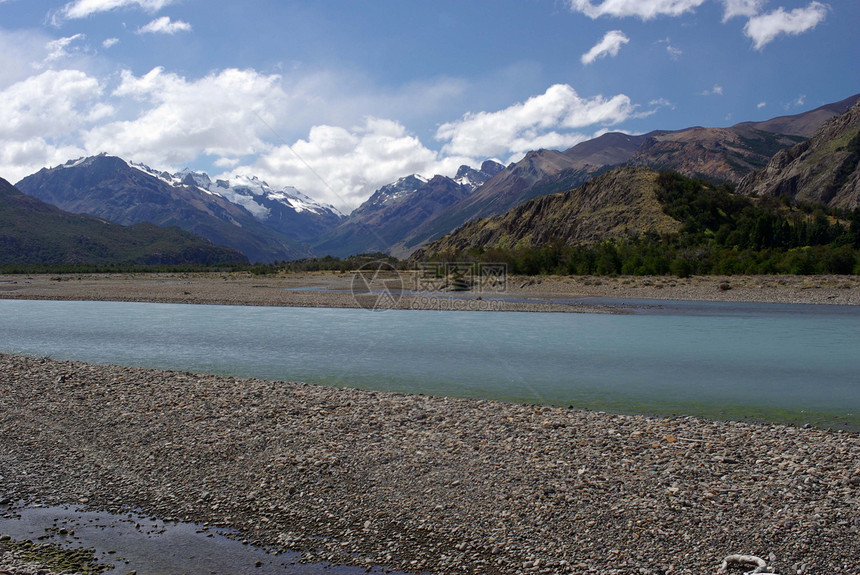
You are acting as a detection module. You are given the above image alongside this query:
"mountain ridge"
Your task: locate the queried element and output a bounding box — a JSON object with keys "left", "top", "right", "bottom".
{"left": 315, "top": 161, "right": 503, "bottom": 258}
{"left": 0, "top": 177, "right": 247, "bottom": 266}
{"left": 15, "top": 155, "right": 321, "bottom": 263}
{"left": 411, "top": 166, "right": 681, "bottom": 258}
{"left": 389, "top": 95, "right": 859, "bottom": 257}
{"left": 10, "top": 93, "right": 859, "bottom": 262}
{"left": 736, "top": 99, "right": 860, "bottom": 209}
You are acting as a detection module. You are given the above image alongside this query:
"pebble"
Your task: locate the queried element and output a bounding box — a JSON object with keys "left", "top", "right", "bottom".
{"left": 0, "top": 352, "right": 858, "bottom": 574}
{"left": 3, "top": 271, "right": 859, "bottom": 311}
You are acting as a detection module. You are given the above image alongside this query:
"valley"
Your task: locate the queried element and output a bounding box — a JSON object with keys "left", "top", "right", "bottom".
{"left": 6, "top": 94, "right": 858, "bottom": 268}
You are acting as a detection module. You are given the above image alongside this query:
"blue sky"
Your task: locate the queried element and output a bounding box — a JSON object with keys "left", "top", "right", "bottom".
{"left": 1, "top": 0, "right": 857, "bottom": 212}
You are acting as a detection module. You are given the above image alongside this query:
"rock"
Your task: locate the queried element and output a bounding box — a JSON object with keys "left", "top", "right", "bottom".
{"left": 0, "top": 352, "right": 858, "bottom": 573}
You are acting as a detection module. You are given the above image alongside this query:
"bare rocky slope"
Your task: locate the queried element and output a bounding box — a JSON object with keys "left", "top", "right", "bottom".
{"left": 412, "top": 166, "right": 681, "bottom": 256}
{"left": 737, "top": 99, "right": 860, "bottom": 209}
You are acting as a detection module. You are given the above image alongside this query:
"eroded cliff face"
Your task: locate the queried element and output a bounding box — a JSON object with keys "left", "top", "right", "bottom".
{"left": 737, "top": 101, "right": 860, "bottom": 210}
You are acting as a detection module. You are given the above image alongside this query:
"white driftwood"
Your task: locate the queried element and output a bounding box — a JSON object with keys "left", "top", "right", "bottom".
{"left": 718, "top": 554, "right": 770, "bottom": 574}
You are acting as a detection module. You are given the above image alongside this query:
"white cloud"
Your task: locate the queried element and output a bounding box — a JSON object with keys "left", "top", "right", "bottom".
{"left": 0, "top": 69, "right": 112, "bottom": 182}
{"left": 568, "top": 0, "right": 829, "bottom": 51}
{"left": 649, "top": 97, "right": 675, "bottom": 110}
{"left": 780, "top": 94, "right": 807, "bottom": 111}
{"left": 435, "top": 84, "right": 636, "bottom": 160}
{"left": 698, "top": 84, "right": 724, "bottom": 96}
{"left": 102, "top": 37, "right": 120, "bottom": 48}
{"left": 0, "top": 70, "right": 112, "bottom": 139}
{"left": 214, "top": 157, "right": 240, "bottom": 169}
{"left": 233, "top": 118, "right": 463, "bottom": 212}
{"left": 0, "top": 30, "right": 56, "bottom": 89}
{"left": 744, "top": 2, "right": 828, "bottom": 50}
{"left": 657, "top": 37, "right": 683, "bottom": 59}
{"left": 567, "top": 0, "right": 707, "bottom": 20}
{"left": 82, "top": 67, "right": 286, "bottom": 167}
{"left": 0, "top": 139, "right": 88, "bottom": 182}
{"left": 757, "top": 101, "right": 766, "bottom": 108}
{"left": 721, "top": 0, "right": 764, "bottom": 21}
{"left": 44, "top": 33, "right": 87, "bottom": 63}
{"left": 581, "top": 30, "right": 630, "bottom": 65}
{"left": 56, "top": 0, "right": 174, "bottom": 21}
{"left": 137, "top": 16, "right": 192, "bottom": 35}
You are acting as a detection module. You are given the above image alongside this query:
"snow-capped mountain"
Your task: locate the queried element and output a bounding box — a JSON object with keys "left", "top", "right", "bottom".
{"left": 184, "top": 172, "right": 344, "bottom": 242}
{"left": 454, "top": 160, "right": 505, "bottom": 189}
{"left": 15, "top": 154, "right": 340, "bottom": 262}
{"left": 178, "top": 171, "right": 344, "bottom": 219}
{"left": 314, "top": 161, "right": 504, "bottom": 258}
{"left": 122, "top": 161, "right": 344, "bottom": 243}
{"left": 120, "top": 162, "right": 345, "bottom": 242}
{"left": 349, "top": 174, "right": 430, "bottom": 216}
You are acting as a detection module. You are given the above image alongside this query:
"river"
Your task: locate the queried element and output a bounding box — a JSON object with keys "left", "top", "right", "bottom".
{"left": 1, "top": 298, "right": 857, "bottom": 429}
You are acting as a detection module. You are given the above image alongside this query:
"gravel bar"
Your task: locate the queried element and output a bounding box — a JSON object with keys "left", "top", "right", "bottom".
{"left": 1, "top": 272, "right": 859, "bottom": 310}
{"left": 1, "top": 353, "right": 858, "bottom": 574}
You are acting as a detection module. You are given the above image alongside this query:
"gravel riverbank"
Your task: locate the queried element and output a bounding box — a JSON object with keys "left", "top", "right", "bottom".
{"left": 1, "top": 354, "right": 857, "bottom": 574}
{"left": 1, "top": 272, "right": 859, "bottom": 310}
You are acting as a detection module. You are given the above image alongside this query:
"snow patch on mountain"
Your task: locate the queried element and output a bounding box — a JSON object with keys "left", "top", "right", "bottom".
{"left": 120, "top": 160, "right": 343, "bottom": 222}
{"left": 207, "top": 176, "right": 273, "bottom": 220}
{"left": 454, "top": 160, "right": 504, "bottom": 191}
{"left": 204, "top": 174, "right": 344, "bottom": 220}
{"left": 376, "top": 175, "right": 428, "bottom": 205}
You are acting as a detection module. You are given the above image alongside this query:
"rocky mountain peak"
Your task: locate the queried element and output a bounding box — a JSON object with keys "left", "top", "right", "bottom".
{"left": 455, "top": 160, "right": 504, "bottom": 190}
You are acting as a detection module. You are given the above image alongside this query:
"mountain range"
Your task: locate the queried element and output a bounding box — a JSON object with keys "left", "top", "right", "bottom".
{"left": 391, "top": 97, "right": 859, "bottom": 254}
{"left": 0, "top": 177, "right": 246, "bottom": 266}
{"left": 314, "top": 161, "right": 503, "bottom": 258}
{"left": 15, "top": 155, "right": 347, "bottom": 263}
{"left": 5, "top": 93, "right": 859, "bottom": 265}
{"left": 416, "top": 98, "right": 860, "bottom": 261}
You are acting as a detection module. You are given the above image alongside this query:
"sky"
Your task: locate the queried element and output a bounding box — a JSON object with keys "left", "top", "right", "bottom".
{"left": 1, "top": 0, "right": 858, "bottom": 213}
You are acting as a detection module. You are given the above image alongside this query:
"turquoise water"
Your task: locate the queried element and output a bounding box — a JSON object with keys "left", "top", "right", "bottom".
{"left": 1, "top": 299, "right": 858, "bottom": 429}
